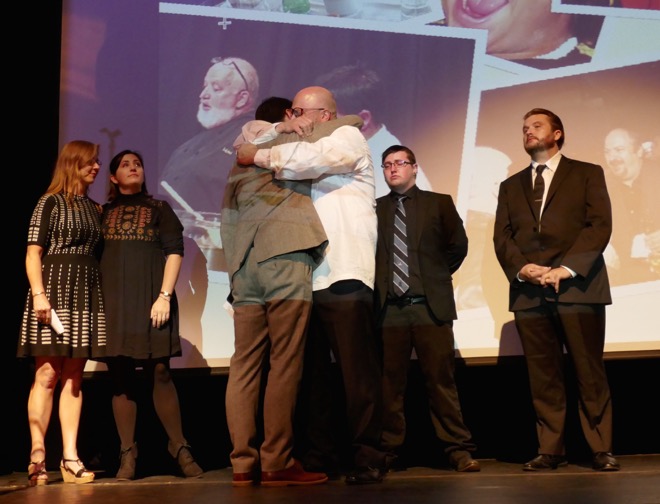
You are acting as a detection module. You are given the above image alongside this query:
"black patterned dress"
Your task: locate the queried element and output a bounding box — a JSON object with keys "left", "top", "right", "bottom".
{"left": 18, "top": 193, "right": 106, "bottom": 358}
{"left": 99, "top": 193, "right": 184, "bottom": 361}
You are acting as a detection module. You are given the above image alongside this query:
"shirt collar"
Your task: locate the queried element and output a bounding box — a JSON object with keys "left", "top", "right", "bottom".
{"left": 532, "top": 152, "right": 562, "bottom": 173}
{"left": 390, "top": 184, "right": 418, "bottom": 201}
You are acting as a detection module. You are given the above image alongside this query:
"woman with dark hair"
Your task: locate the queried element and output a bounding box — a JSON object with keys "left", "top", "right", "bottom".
{"left": 99, "top": 150, "right": 203, "bottom": 480}
{"left": 20, "top": 140, "right": 105, "bottom": 486}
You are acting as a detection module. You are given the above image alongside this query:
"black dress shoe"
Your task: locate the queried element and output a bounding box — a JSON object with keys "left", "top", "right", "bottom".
{"left": 382, "top": 452, "right": 407, "bottom": 473}
{"left": 523, "top": 454, "right": 568, "bottom": 471}
{"left": 302, "top": 461, "right": 341, "bottom": 480}
{"left": 593, "top": 452, "right": 620, "bottom": 471}
{"left": 387, "top": 458, "right": 408, "bottom": 473}
{"left": 345, "top": 466, "right": 383, "bottom": 485}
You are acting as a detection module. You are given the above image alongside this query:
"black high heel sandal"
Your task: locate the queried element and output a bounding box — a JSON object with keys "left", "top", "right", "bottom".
{"left": 60, "top": 458, "right": 95, "bottom": 484}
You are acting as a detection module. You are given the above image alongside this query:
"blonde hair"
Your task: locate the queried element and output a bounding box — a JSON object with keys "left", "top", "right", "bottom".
{"left": 46, "top": 140, "right": 99, "bottom": 206}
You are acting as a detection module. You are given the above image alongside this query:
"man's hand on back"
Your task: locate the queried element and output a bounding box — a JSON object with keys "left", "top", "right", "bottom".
{"left": 275, "top": 116, "right": 314, "bottom": 137}
{"left": 237, "top": 143, "right": 259, "bottom": 166}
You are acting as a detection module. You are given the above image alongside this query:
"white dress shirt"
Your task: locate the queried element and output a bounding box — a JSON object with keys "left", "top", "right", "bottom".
{"left": 254, "top": 124, "right": 377, "bottom": 291}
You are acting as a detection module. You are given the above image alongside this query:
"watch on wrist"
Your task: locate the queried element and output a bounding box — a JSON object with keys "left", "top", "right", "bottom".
{"left": 160, "top": 291, "right": 171, "bottom": 299}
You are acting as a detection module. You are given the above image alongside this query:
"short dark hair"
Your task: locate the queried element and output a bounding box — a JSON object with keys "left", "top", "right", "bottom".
{"left": 524, "top": 108, "right": 565, "bottom": 149}
{"left": 316, "top": 63, "right": 383, "bottom": 115}
{"left": 255, "top": 96, "right": 292, "bottom": 123}
{"left": 381, "top": 145, "right": 416, "bottom": 166}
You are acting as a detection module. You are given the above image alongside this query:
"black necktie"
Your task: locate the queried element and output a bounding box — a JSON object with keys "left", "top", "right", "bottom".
{"left": 533, "top": 164, "right": 546, "bottom": 223}
{"left": 392, "top": 194, "right": 409, "bottom": 297}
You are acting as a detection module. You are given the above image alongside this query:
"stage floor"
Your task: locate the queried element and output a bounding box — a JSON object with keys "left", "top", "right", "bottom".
{"left": 2, "top": 454, "right": 659, "bottom": 504}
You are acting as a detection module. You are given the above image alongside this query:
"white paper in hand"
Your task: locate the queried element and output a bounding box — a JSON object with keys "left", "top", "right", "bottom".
{"left": 50, "top": 309, "right": 65, "bottom": 336}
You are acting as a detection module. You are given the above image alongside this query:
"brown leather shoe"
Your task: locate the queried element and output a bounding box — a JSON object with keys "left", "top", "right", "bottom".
{"left": 261, "top": 459, "right": 328, "bottom": 487}
{"left": 232, "top": 471, "right": 256, "bottom": 487}
{"left": 449, "top": 451, "right": 481, "bottom": 472}
{"left": 593, "top": 452, "right": 620, "bottom": 472}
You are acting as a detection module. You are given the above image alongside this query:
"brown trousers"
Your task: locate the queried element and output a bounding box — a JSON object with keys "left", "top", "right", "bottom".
{"left": 225, "top": 248, "right": 313, "bottom": 473}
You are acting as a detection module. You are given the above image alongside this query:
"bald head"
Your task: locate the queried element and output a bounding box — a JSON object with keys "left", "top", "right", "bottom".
{"left": 291, "top": 86, "right": 337, "bottom": 124}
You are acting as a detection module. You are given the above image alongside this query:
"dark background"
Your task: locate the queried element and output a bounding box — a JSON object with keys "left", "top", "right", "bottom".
{"left": 4, "top": 0, "right": 658, "bottom": 477}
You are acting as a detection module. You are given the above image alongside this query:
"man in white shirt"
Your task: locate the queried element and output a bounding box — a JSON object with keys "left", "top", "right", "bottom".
{"left": 237, "top": 85, "right": 390, "bottom": 485}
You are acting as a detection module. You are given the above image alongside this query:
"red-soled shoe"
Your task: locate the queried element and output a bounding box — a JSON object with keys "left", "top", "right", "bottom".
{"left": 261, "top": 459, "right": 328, "bottom": 487}
{"left": 232, "top": 470, "right": 256, "bottom": 487}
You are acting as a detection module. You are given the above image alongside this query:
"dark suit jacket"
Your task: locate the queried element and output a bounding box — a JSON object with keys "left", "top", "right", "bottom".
{"left": 221, "top": 115, "right": 363, "bottom": 284}
{"left": 493, "top": 155, "right": 613, "bottom": 312}
{"left": 374, "top": 187, "right": 468, "bottom": 322}
{"left": 160, "top": 114, "right": 251, "bottom": 214}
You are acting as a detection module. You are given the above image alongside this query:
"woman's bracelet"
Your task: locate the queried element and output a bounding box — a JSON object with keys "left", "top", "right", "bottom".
{"left": 32, "top": 291, "right": 45, "bottom": 298}
{"left": 159, "top": 293, "right": 171, "bottom": 302}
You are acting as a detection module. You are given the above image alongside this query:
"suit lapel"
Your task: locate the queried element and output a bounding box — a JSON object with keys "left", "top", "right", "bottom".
{"left": 544, "top": 156, "right": 571, "bottom": 210}
{"left": 409, "top": 191, "right": 424, "bottom": 247}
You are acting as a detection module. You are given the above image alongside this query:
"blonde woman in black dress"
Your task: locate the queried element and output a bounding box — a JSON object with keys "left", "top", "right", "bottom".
{"left": 99, "top": 150, "right": 202, "bottom": 480}
{"left": 19, "top": 140, "right": 106, "bottom": 486}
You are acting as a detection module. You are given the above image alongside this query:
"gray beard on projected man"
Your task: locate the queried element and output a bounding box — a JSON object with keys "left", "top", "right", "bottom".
{"left": 197, "top": 105, "right": 234, "bottom": 130}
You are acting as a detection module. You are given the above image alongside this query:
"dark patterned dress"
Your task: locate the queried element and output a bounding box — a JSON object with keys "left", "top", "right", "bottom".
{"left": 18, "top": 193, "right": 106, "bottom": 358}
{"left": 99, "top": 193, "right": 184, "bottom": 360}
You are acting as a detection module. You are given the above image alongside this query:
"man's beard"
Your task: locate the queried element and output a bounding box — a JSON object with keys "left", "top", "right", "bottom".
{"left": 524, "top": 137, "right": 553, "bottom": 156}
{"left": 197, "top": 106, "right": 231, "bottom": 130}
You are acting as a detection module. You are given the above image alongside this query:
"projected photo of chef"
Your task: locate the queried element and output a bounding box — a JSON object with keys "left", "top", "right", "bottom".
{"left": 157, "top": 14, "right": 478, "bottom": 365}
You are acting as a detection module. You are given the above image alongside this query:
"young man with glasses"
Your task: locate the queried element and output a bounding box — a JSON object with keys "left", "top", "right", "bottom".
{"left": 374, "top": 145, "right": 479, "bottom": 473}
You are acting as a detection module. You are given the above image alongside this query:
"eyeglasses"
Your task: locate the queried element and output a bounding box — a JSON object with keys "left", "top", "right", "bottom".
{"left": 210, "top": 57, "right": 249, "bottom": 92}
{"left": 382, "top": 160, "right": 412, "bottom": 170}
{"left": 287, "top": 107, "right": 326, "bottom": 118}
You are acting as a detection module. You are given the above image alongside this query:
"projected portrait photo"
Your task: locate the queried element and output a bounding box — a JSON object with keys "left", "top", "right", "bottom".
{"left": 458, "top": 60, "right": 660, "bottom": 356}
{"left": 157, "top": 13, "right": 477, "bottom": 366}
{"left": 559, "top": 0, "right": 660, "bottom": 10}
{"left": 58, "top": 1, "right": 660, "bottom": 367}
{"left": 160, "top": 0, "right": 443, "bottom": 21}
{"left": 434, "top": 0, "right": 607, "bottom": 70}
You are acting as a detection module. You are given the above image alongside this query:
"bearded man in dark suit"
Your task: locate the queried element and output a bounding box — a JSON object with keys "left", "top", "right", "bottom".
{"left": 493, "top": 108, "right": 619, "bottom": 472}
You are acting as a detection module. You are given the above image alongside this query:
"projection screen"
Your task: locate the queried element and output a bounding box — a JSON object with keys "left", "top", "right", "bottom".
{"left": 58, "top": 0, "right": 660, "bottom": 369}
